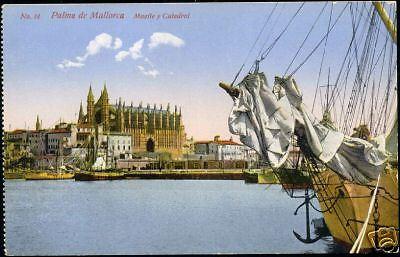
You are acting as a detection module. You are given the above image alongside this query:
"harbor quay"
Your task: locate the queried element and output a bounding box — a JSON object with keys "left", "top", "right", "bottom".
{"left": 75, "top": 169, "right": 246, "bottom": 181}
{"left": 4, "top": 166, "right": 284, "bottom": 185}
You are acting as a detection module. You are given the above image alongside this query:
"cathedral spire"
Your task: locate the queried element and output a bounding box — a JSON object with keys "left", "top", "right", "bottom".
{"left": 87, "top": 84, "right": 94, "bottom": 102}
{"left": 102, "top": 82, "right": 109, "bottom": 99}
{"left": 35, "top": 115, "right": 41, "bottom": 131}
{"left": 118, "top": 97, "right": 122, "bottom": 110}
{"left": 78, "top": 101, "right": 84, "bottom": 123}
{"left": 87, "top": 84, "right": 95, "bottom": 125}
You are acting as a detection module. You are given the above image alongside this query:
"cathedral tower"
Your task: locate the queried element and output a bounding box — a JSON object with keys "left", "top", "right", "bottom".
{"left": 78, "top": 101, "right": 84, "bottom": 124}
{"left": 87, "top": 85, "right": 95, "bottom": 125}
{"left": 101, "top": 83, "right": 110, "bottom": 132}
{"left": 35, "top": 115, "right": 41, "bottom": 131}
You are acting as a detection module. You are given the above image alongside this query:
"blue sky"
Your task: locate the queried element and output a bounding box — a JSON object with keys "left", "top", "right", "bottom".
{"left": 3, "top": 2, "right": 396, "bottom": 140}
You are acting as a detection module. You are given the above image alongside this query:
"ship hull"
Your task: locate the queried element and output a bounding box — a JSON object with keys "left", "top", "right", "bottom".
{"left": 257, "top": 169, "right": 279, "bottom": 184}
{"left": 25, "top": 172, "right": 75, "bottom": 180}
{"left": 74, "top": 171, "right": 125, "bottom": 181}
{"left": 312, "top": 168, "right": 398, "bottom": 252}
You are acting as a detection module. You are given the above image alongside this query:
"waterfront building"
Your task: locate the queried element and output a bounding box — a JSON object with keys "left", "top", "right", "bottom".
{"left": 5, "top": 126, "right": 47, "bottom": 156}
{"left": 102, "top": 133, "right": 132, "bottom": 165}
{"left": 27, "top": 131, "right": 47, "bottom": 156}
{"left": 77, "top": 84, "right": 186, "bottom": 158}
{"left": 46, "top": 124, "right": 78, "bottom": 155}
{"left": 5, "top": 130, "right": 29, "bottom": 148}
{"left": 194, "top": 136, "right": 259, "bottom": 162}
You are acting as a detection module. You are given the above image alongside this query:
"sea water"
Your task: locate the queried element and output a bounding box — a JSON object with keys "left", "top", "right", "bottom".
{"left": 4, "top": 180, "right": 345, "bottom": 255}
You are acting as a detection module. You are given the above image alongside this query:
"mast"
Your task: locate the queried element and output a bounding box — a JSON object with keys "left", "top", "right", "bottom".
{"left": 372, "top": 2, "right": 397, "bottom": 44}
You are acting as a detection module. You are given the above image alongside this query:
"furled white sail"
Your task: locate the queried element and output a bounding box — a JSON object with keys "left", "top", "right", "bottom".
{"left": 228, "top": 72, "right": 388, "bottom": 184}
{"left": 228, "top": 73, "right": 296, "bottom": 168}
{"left": 386, "top": 111, "right": 398, "bottom": 162}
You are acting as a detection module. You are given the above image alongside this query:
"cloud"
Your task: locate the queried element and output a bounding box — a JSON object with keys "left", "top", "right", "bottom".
{"left": 115, "top": 39, "right": 144, "bottom": 61}
{"left": 137, "top": 65, "right": 159, "bottom": 78}
{"left": 129, "top": 39, "right": 144, "bottom": 59}
{"left": 58, "top": 32, "right": 121, "bottom": 70}
{"left": 113, "top": 37, "right": 122, "bottom": 49}
{"left": 56, "top": 59, "right": 85, "bottom": 69}
{"left": 148, "top": 32, "right": 185, "bottom": 50}
{"left": 144, "top": 57, "right": 154, "bottom": 67}
{"left": 115, "top": 51, "right": 130, "bottom": 62}
{"left": 77, "top": 33, "right": 114, "bottom": 62}
{"left": 86, "top": 33, "right": 113, "bottom": 55}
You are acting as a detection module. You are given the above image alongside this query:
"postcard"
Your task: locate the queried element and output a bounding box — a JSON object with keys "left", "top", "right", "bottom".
{"left": 2, "top": 2, "right": 398, "bottom": 255}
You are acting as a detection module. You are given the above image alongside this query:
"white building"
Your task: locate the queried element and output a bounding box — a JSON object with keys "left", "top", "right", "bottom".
{"left": 27, "top": 131, "right": 47, "bottom": 156}
{"left": 5, "top": 130, "right": 30, "bottom": 152}
{"left": 194, "top": 136, "right": 259, "bottom": 162}
{"left": 47, "top": 129, "right": 72, "bottom": 155}
{"left": 100, "top": 133, "right": 132, "bottom": 167}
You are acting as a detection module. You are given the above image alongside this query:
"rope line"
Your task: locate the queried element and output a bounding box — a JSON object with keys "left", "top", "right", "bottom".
{"left": 230, "top": 3, "right": 278, "bottom": 85}
{"left": 288, "top": 3, "right": 349, "bottom": 76}
{"left": 283, "top": 2, "right": 329, "bottom": 77}
{"left": 259, "top": 2, "right": 305, "bottom": 62}
{"left": 312, "top": 2, "right": 333, "bottom": 113}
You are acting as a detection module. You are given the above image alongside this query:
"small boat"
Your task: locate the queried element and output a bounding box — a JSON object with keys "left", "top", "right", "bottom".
{"left": 74, "top": 171, "right": 125, "bottom": 181}
{"left": 25, "top": 171, "right": 75, "bottom": 180}
{"left": 257, "top": 169, "right": 279, "bottom": 184}
{"left": 243, "top": 170, "right": 258, "bottom": 183}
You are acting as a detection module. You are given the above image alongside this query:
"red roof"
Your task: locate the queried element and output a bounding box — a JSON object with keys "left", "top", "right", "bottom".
{"left": 77, "top": 123, "right": 93, "bottom": 128}
{"left": 194, "top": 139, "right": 242, "bottom": 146}
{"left": 29, "top": 130, "right": 47, "bottom": 134}
{"left": 194, "top": 140, "right": 212, "bottom": 144}
{"left": 47, "top": 129, "right": 70, "bottom": 134}
{"left": 215, "top": 140, "right": 241, "bottom": 146}
{"left": 8, "top": 129, "right": 27, "bottom": 134}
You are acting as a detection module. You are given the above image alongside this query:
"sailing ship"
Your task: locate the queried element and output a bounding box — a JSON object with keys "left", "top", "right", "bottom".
{"left": 25, "top": 136, "right": 75, "bottom": 180}
{"left": 219, "top": 1, "right": 397, "bottom": 253}
{"left": 73, "top": 125, "right": 126, "bottom": 181}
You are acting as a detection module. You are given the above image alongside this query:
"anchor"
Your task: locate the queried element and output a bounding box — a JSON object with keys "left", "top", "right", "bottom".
{"left": 293, "top": 188, "right": 323, "bottom": 244}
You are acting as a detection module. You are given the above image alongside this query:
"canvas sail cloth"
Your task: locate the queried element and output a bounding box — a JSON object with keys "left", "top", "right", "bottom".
{"left": 228, "top": 72, "right": 387, "bottom": 184}
{"left": 385, "top": 111, "right": 398, "bottom": 163}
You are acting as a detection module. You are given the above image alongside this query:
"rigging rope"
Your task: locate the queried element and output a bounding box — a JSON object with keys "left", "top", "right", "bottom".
{"left": 283, "top": 2, "right": 328, "bottom": 77}
{"left": 259, "top": 2, "right": 305, "bottom": 62}
{"left": 329, "top": 3, "right": 373, "bottom": 114}
{"left": 255, "top": 5, "right": 284, "bottom": 62}
{"left": 312, "top": 2, "right": 333, "bottom": 113}
{"left": 230, "top": 2, "right": 278, "bottom": 86}
{"left": 341, "top": 3, "right": 375, "bottom": 135}
{"left": 288, "top": 3, "right": 349, "bottom": 77}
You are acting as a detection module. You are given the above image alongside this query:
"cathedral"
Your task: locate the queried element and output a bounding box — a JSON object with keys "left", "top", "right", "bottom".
{"left": 77, "top": 84, "right": 186, "bottom": 156}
